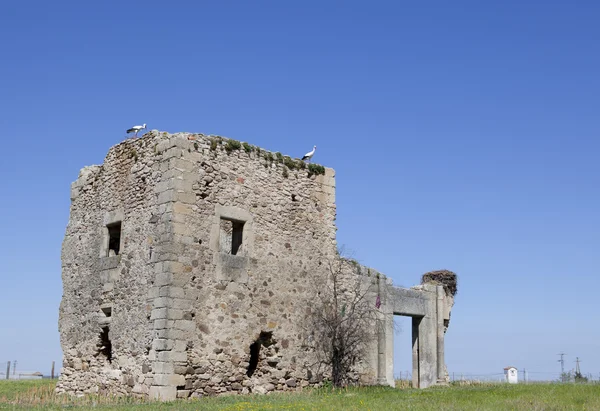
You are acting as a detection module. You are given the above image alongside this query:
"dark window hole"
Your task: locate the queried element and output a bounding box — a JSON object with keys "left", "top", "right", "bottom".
{"left": 291, "top": 194, "right": 297, "bottom": 202}
{"left": 220, "top": 218, "right": 245, "bottom": 255}
{"left": 101, "top": 307, "right": 112, "bottom": 317}
{"left": 98, "top": 326, "right": 112, "bottom": 363}
{"left": 107, "top": 222, "right": 122, "bottom": 256}
{"left": 246, "top": 331, "right": 275, "bottom": 377}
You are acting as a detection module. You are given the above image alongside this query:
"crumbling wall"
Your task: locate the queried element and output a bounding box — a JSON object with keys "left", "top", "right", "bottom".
{"left": 58, "top": 136, "right": 164, "bottom": 395}
{"left": 151, "top": 132, "right": 338, "bottom": 398}
{"left": 58, "top": 131, "right": 339, "bottom": 399}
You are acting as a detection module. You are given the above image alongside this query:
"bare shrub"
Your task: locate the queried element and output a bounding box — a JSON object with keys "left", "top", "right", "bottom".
{"left": 305, "top": 252, "right": 382, "bottom": 387}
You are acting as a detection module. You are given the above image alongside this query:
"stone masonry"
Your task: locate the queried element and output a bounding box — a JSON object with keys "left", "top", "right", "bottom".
{"left": 58, "top": 130, "right": 455, "bottom": 400}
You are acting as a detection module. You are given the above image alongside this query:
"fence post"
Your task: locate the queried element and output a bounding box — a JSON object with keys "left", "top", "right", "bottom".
{"left": 5, "top": 362, "right": 9, "bottom": 380}
{"left": 51, "top": 361, "right": 55, "bottom": 379}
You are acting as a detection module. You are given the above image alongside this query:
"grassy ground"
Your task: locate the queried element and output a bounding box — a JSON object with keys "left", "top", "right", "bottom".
{"left": 1, "top": 379, "right": 599, "bottom": 410}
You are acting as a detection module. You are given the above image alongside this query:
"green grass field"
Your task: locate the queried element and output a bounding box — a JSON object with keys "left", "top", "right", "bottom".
{"left": 1, "top": 379, "right": 599, "bottom": 410}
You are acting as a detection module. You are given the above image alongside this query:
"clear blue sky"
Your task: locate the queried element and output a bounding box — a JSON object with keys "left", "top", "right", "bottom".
{"left": 1, "top": 1, "right": 598, "bottom": 380}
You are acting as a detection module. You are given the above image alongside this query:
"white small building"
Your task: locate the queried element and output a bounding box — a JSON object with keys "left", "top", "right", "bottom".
{"left": 504, "top": 366, "right": 518, "bottom": 384}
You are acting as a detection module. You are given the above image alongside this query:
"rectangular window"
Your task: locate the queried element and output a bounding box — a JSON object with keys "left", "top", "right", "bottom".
{"left": 220, "top": 218, "right": 244, "bottom": 255}
{"left": 107, "top": 222, "right": 122, "bottom": 256}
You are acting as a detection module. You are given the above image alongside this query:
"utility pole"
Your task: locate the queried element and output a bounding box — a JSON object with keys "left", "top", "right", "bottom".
{"left": 575, "top": 357, "right": 581, "bottom": 376}
{"left": 51, "top": 361, "right": 55, "bottom": 379}
{"left": 12, "top": 360, "right": 17, "bottom": 376}
{"left": 558, "top": 353, "right": 566, "bottom": 382}
{"left": 5, "top": 362, "right": 9, "bottom": 380}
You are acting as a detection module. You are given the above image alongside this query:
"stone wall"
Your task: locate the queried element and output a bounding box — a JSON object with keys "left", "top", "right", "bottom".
{"left": 58, "top": 135, "right": 162, "bottom": 396}
{"left": 58, "top": 131, "right": 340, "bottom": 399}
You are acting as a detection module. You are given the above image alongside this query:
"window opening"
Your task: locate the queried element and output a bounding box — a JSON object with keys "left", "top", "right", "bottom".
{"left": 98, "top": 326, "right": 112, "bottom": 363}
{"left": 107, "top": 222, "right": 122, "bottom": 256}
{"left": 220, "top": 218, "right": 244, "bottom": 255}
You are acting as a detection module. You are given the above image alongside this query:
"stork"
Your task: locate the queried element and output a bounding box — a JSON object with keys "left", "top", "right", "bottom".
{"left": 126, "top": 123, "right": 147, "bottom": 138}
{"left": 302, "top": 145, "right": 316, "bottom": 163}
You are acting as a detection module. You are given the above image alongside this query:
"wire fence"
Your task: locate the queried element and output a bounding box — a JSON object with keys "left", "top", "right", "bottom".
{"left": 1, "top": 359, "right": 599, "bottom": 383}
{"left": 0, "top": 360, "right": 57, "bottom": 380}
{"left": 394, "top": 370, "right": 600, "bottom": 383}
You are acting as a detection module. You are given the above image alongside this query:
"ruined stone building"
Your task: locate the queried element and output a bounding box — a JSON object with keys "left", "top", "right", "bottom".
{"left": 58, "top": 131, "right": 456, "bottom": 400}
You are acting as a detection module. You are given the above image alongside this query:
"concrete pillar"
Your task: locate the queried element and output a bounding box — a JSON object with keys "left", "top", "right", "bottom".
{"left": 385, "top": 309, "right": 394, "bottom": 386}
{"left": 417, "top": 314, "right": 437, "bottom": 388}
{"left": 375, "top": 276, "right": 395, "bottom": 387}
{"left": 436, "top": 285, "right": 446, "bottom": 384}
{"left": 411, "top": 317, "right": 420, "bottom": 388}
{"left": 376, "top": 315, "right": 387, "bottom": 385}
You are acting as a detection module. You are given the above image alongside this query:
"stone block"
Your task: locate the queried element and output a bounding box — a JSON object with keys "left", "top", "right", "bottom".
{"left": 171, "top": 222, "right": 193, "bottom": 236}
{"left": 172, "top": 272, "right": 190, "bottom": 287}
{"left": 156, "top": 351, "right": 188, "bottom": 363}
{"left": 153, "top": 319, "right": 173, "bottom": 330}
{"left": 150, "top": 308, "right": 168, "bottom": 320}
{"left": 166, "top": 309, "right": 184, "bottom": 320}
{"left": 176, "top": 191, "right": 196, "bottom": 204}
{"left": 153, "top": 297, "right": 170, "bottom": 308}
{"left": 152, "top": 339, "right": 173, "bottom": 351}
{"left": 157, "top": 191, "right": 176, "bottom": 205}
{"left": 169, "top": 158, "right": 194, "bottom": 172}
{"left": 173, "top": 364, "right": 188, "bottom": 375}
{"left": 97, "top": 256, "right": 120, "bottom": 271}
{"left": 159, "top": 286, "right": 185, "bottom": 298}
{"left": 155, "top": 329, "right": 169, "bottom": 339}
{"left": 172, "top": 202, "right": 194, "bottom": 215}
{"left": 152, "top": 361, "right": 174, "bottom": 374}
{"left": 172, "top": 298, "right": 192, "bottom": 310}
{"left": 164, "top": 261, "right": 185, "bottom": 273}
{"left": 176, "top": 390, "right": 190, "bottom": 398}
{"left": 147, "top": 287, "right": 160, "bottom": 299}
{"left": 155, "top": 272, "right": 173, "bottom": 287}
{"left": 149, "top": 385, "right": 176, "bottom": 401}
{"left": 168, "top": 328, "right": 191, "bottom": 341}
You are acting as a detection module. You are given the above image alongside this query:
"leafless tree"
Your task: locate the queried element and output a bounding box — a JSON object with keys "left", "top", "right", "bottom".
{"left": 305, "top": 252, "right": 383, "bottom": 387}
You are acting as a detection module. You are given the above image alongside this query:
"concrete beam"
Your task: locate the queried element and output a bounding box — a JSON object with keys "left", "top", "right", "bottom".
{"left": 388, "top": 287, "right": 431, "bottom": 317}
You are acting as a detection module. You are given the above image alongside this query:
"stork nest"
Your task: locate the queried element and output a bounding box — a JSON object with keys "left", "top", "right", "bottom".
{"left": 421, "top": 270, "right": 458, "bottom": 297}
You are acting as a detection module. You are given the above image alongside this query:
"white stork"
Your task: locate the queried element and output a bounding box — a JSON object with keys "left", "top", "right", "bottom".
{"left": 126, "top": 123, "right": 147, "bottom": 138}
{"left": 302, "top": 145, "right": 316, "bottom": 163}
